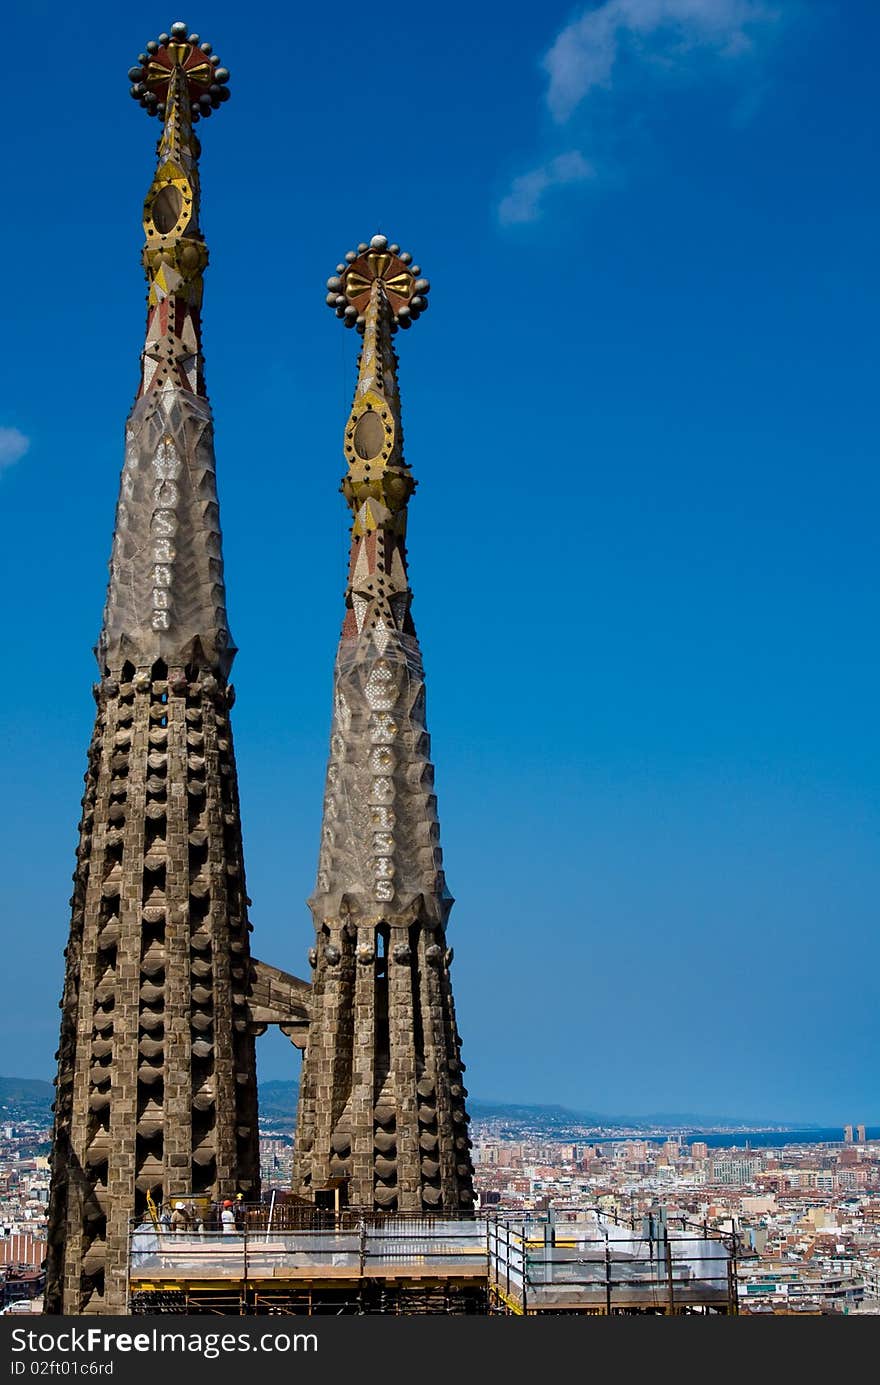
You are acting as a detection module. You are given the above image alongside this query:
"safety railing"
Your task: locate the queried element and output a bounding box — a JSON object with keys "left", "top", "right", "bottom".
{"left": 486, "top": 1213, "right": 736, "bottom": 1313}
{"left": 129, "top": 1218, "right": 487, "bottom": 1279}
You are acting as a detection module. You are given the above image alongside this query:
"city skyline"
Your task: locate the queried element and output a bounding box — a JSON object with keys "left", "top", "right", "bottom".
{"left": 1, "top": 0, "right": 878, "bottom": 1127}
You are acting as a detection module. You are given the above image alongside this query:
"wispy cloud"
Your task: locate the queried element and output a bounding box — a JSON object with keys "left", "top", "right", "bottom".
{"left": 0, "top": 427, "right": 29, "bottom": 473}
{"left": 498, "top": 0, "right": 781, "bottom": 225}
{"left": 544, "top": 0, "right": 778, "bottom": 123}
{"left": 498, "top": 151, "right": 596, "bottom": 226}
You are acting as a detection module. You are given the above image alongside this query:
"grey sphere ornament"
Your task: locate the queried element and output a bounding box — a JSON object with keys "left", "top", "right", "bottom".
{"left": 171, "top": 21, "right": 189, "bottom": 38}
{"left": 370, "top": 234, "right": 388, "bottom": 250}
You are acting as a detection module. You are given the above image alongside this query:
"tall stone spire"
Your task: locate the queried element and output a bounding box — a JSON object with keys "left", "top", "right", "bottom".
{"left": 293, "top": 236, "right": 476, "bottom": 1212}
{"left": 44, "top": 23, "right": 260, "bottom": 1315}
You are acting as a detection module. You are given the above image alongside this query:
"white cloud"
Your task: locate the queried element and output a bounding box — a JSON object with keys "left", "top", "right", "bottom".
{"left": 498, "top": 151, "right": 596, "bottom": 225}
{"left": 544, "top": 0, "right": 778, "bottom": 122}
{"left": 497, "top": 0, "right": 781, "bottom": 225}
{"left": 0, "top": 427, "right": 29, "bottom": 472}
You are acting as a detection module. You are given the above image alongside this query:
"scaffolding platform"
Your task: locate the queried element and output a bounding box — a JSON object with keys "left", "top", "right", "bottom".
{"left": 128, "top": 1208, "right": 737, "bottom": 1315}
{"left": 487, "top": 1212, "right": 737, "bottom": 1315}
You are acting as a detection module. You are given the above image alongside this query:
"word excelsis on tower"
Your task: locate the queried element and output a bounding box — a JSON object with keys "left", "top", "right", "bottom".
{"left": 292, "top": 236, "right": 476, "bottom": 1213}
{"left": 44, "top": 22, "right": 309, "bottom": 1316}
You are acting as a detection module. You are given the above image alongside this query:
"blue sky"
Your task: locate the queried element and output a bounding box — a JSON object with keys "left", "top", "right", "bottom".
{"left": 1, "top": 0, "right": 877, "bottom": 1124}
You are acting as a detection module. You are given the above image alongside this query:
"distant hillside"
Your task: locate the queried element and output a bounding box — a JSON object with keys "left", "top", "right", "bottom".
{"left": 0, "top": 1077, "right": 807, "bottom": 1133}
{"left": 256, "top": 1088, "right": 793, "bottom": 1133}
{"left": 0, "top": 1076, "right": 54, "bottom": 1114}
{"left": 258, "top": 1080, "right": 299, "bottom": 1119}
{"left": 467, "top": 1098, "right": 803, "bottom": 1131}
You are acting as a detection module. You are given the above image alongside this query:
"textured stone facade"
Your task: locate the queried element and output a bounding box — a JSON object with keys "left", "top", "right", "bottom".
{"left": 292, "top": 240, "right": 475, "bottom": 1212}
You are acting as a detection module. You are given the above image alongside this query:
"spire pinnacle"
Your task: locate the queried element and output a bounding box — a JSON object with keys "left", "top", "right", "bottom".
{"left": 324, "top": 238, "right": 432, "bottom": 641}
{"left": 129, "top": 24, "right": 230, "bottom": 398}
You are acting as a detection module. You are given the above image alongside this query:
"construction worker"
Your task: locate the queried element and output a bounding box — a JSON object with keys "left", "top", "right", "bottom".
{"left": 170, "top": 1201, "right": 191, "bottom": 1234}
{"left": 220, "top": 1200, "right": 236, "bottom": 1235}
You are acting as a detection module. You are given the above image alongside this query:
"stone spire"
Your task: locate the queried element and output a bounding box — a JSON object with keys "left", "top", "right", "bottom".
{"left": 293, "top": 236, "right": 475, "bottom": 1212}
{"left": 44, "top": 24, "right": 260, "bottom": 1316}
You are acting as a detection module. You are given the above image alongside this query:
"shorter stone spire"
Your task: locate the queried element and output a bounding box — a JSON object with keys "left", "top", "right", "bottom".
{"left": 294, "top": 236, "right": 474, "bottom": 1213}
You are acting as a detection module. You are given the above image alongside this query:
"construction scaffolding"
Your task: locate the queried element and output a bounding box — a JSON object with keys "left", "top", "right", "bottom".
{"left": 129, "top": 1211, "right": 486, "bottom": 1315}
{"left": 487, "top": 1209, "right": 738, "bottom": 1315}
{"left": 127, "top": 1205, "right": 737, "bottom": 1315}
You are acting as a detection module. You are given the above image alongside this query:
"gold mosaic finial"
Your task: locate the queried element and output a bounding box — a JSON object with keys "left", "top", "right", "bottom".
{"left": 128, "top": 20, "right": 230, "bottom": 124}
{"left": 325, "top": 234, "right": 431, "bottom": 333}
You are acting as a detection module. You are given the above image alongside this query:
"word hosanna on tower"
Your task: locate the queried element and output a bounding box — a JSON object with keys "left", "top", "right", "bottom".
{"left": 44, "top": 19, "right": 474, "bottom": 1316}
